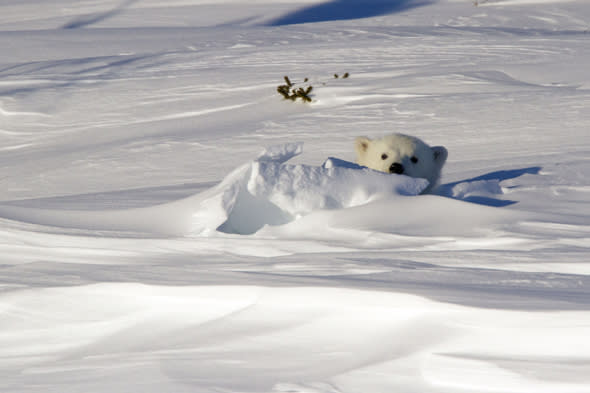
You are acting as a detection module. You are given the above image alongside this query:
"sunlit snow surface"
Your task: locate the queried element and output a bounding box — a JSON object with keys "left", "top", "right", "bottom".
{"left": 1, "top": 0, "right": 590, "bottom": 392}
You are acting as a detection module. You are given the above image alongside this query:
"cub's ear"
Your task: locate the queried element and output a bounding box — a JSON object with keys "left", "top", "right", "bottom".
{"left": 355, "top": 136, "right": 371, "bottom": 155}
{"left": 432, "top": 146, "right": 448, "bottom": 168}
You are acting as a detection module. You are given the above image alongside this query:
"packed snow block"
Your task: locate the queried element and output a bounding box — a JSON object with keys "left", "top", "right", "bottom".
{"left": 214, "top": 143, "right": 429, "bottom": 235}
{"left": 322, "top": 157, "right": 365, "bottom": 170}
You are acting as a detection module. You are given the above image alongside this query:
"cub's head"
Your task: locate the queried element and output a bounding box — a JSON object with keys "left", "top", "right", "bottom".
{"left": 355, "top": 133, "right": 448, "bottom": 192}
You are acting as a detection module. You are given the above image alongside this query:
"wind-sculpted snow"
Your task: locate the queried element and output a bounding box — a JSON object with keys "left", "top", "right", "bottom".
{"left": 0, "top": 143, "right": 428, "bottom": 236}
{"left": 217, "top": 143, "right": 429, "bottom": 234}
{"left": 0, "top": 141, "right": 576, "bottom": 247}
{"left": 3, "top": 283, "right": 589, "bottom": 393}
{"left": 1, "top": 1, "right": 590, "bottom": 392}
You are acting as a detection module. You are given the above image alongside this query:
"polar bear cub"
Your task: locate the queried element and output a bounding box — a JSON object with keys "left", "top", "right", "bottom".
{"left": 355, "top": 133, "right": 448, "bottom": 193}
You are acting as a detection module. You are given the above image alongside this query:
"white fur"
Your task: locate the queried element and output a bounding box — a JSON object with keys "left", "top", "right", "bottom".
{"left": 355, "top": 133, "right": 448, "bottom": 193}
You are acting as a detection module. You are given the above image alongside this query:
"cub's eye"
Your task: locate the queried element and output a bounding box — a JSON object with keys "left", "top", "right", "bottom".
{"left": 381, "top": 153, "right": 388, "bottom": 160}
{"left": 410, "top": 156, "right": 418, "bottom": 164}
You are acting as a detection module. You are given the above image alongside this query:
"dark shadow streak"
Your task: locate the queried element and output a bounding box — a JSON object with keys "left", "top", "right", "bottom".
{"left": 460, "top": 196, "right": 517, "bottom": 207}
{"left": 62, "top": 0, "right": 138, "bottom": 29}
{"left": 267, "top": 0, "right": 435, "bottom": 26}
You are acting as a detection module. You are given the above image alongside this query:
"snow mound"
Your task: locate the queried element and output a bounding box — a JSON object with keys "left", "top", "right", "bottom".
{"left": 0, "top": 143, "right": 428, "bottom": 236}
{"left": 205, "top": 142, "right": 429, "bottom": 234}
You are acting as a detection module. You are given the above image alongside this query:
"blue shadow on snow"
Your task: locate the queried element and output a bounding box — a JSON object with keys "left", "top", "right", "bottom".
{"left": 267, "top": 0, "right": 435, "bottom": 26}
{"left": 62, "top": 0, "right": 138, "bottom": 29}
{"left": 436, "top": 167, "right": 542, "bottom": 208}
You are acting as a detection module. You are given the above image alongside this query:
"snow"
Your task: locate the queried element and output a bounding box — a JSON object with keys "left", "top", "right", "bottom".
{"left": 0, "top": 142, "right": 428, "bottom": 236}
{"left": 1, "top": 0, "right": 590, "bottom": 392}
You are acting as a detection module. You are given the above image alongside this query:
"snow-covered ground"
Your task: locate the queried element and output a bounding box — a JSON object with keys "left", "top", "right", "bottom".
{"left": 1, "top": 0, "right": 590, "bottom": 392}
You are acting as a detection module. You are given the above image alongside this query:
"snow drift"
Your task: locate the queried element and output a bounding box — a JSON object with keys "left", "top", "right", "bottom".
{"left": 0, "top": 143, "right": 428, "bottom": 236}
{"left": 216, "top": 143, "right": 428, "bottom": 234}
{"left": 2, "top": 1, "right": 590, "bottom": 392}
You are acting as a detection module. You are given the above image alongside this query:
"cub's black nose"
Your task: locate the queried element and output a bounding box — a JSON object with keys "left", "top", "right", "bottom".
{"left": 389, "top": 162, "right": 404, "bottom": 174}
